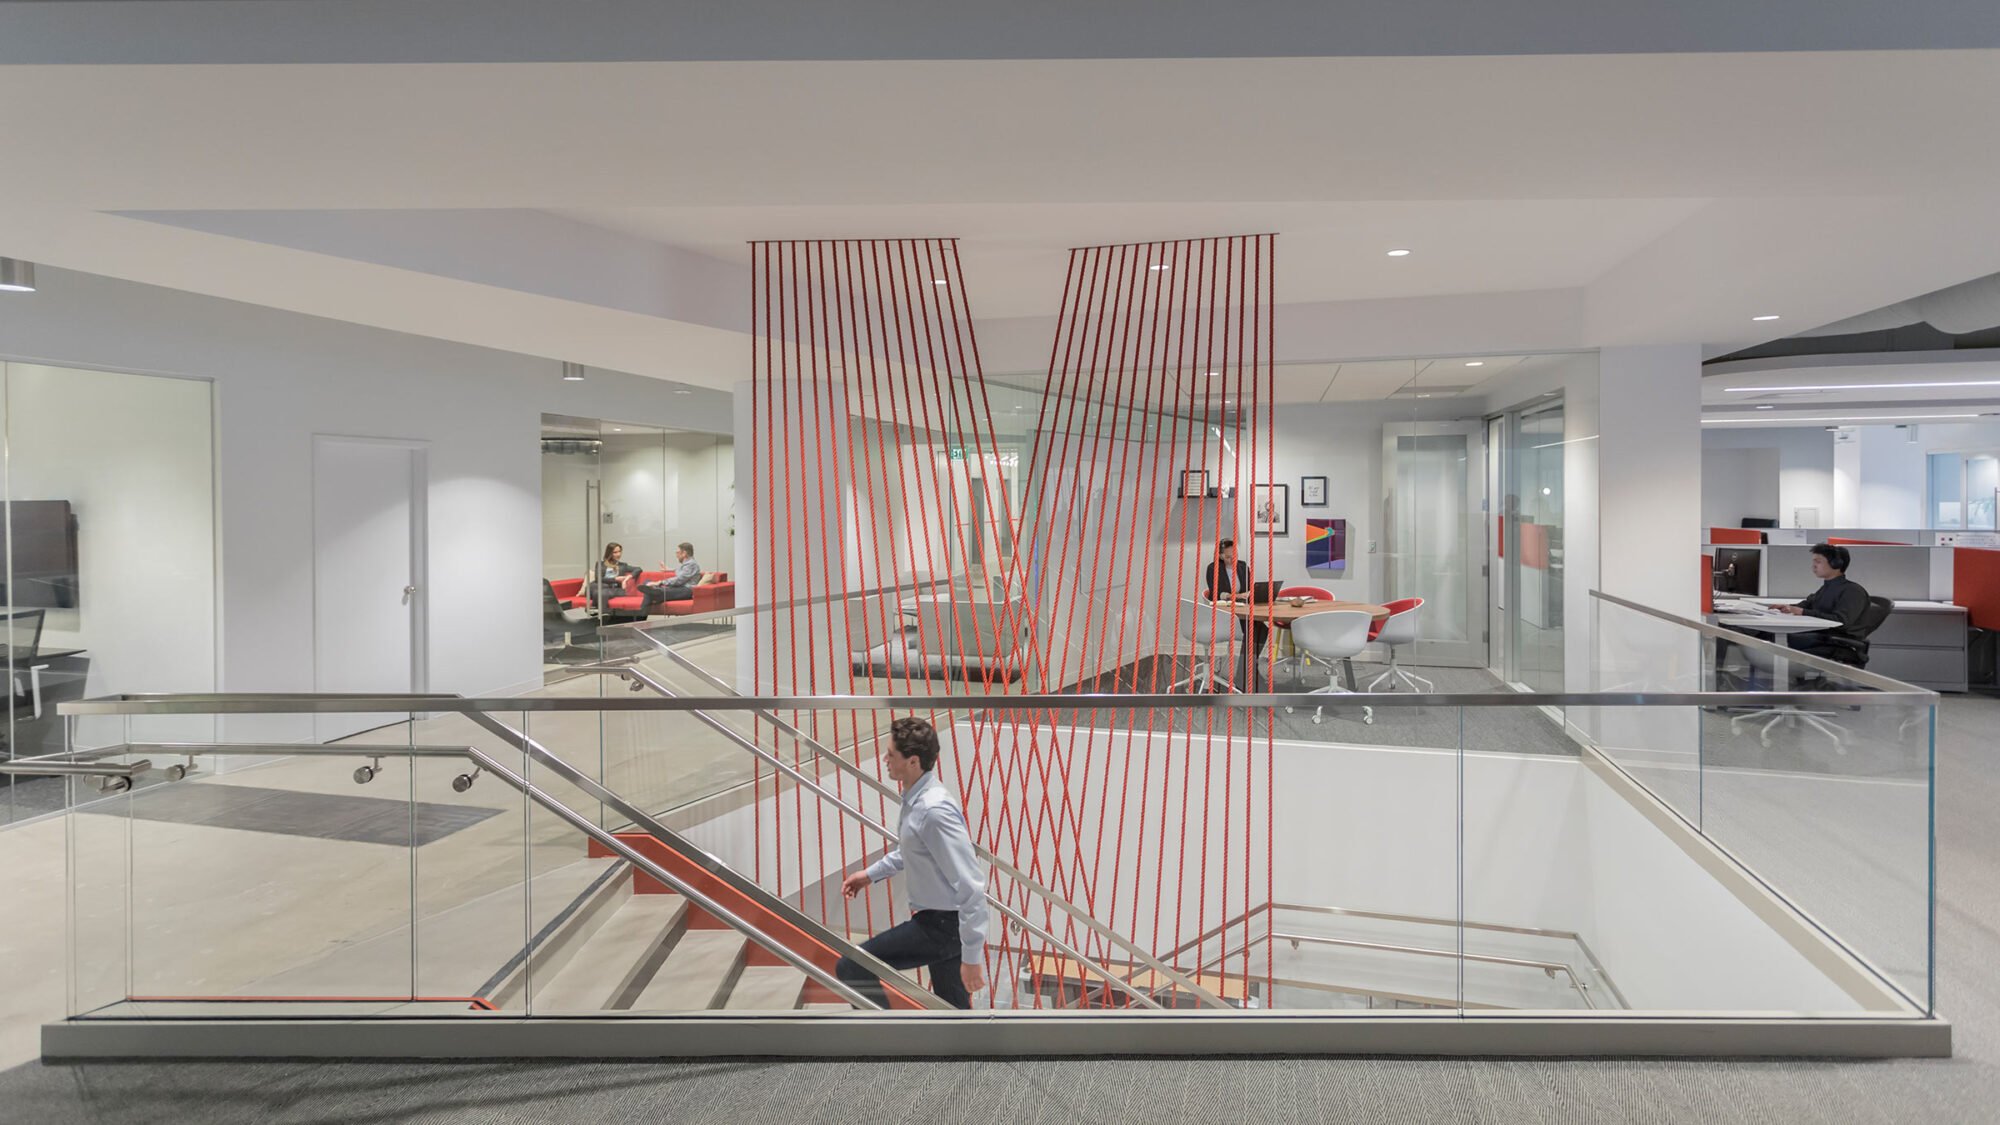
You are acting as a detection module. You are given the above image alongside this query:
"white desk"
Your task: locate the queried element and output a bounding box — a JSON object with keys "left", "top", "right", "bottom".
{"left": 1711, "top": 611, "right": 1836, "bottom": 687}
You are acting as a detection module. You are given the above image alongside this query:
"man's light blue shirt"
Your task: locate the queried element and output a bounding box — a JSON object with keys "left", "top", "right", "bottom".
{"left": 864, "top": 770, "right": 989, "bottom": 963}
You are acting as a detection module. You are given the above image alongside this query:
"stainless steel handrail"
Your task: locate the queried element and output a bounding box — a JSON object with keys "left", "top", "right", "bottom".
{"left": 454, "top": 710, "right": 955, "bottom": 1011}
{"left": 55, "top": 738, "right": 918, "bottom": 1012}
{"left": 1265, "top": 931, "right": 1599, "bottom": 1010}
{"left": 620, "top": 642, "right": 1232, "bottom": 1009}
{"left": 57, "top": 684, "right": 1937, "bottom": 715}
{"left": 0, "top": 758, "right": 150, "bottom": 777}
{"left": 1591, "top": 588, "right": 1933, "bottom": 698}
{"left": 584, "top": 662, "right": 1178, "bottom": 1011}
{"left": 1268, "top": 901, "right": 1628, "bottom": 1009}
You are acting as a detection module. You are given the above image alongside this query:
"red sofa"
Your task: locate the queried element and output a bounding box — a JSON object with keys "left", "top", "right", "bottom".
{"left": 550, "top": 572, "right": 735, "bottom": 620}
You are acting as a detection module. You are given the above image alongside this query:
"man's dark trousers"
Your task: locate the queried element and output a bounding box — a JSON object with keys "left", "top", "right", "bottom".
{"left": 833, "top": 909, "right": 971, "bottom": 1009}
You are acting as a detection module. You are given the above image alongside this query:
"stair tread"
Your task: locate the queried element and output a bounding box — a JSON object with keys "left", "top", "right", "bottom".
{"left": 725, "top": 965, "right": 807, "bottom": 1011}
{"left": 630, "top": 929, "right": 747, "bottom": 1012}
{"left": 533, "top": 894, "right": 687, "bottom": 1010}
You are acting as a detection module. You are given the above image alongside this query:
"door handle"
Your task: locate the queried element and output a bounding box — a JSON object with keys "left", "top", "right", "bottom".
{"left": 402, "top": 584, "right": 419, "bottom": 604}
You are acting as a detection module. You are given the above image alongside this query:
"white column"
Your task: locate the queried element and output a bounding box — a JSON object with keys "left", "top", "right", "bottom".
{"left": 1597, "top": 344, "right": 1703, "bottom": 618}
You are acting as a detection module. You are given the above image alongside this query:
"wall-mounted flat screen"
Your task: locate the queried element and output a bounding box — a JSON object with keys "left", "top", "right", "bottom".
{"left": 5, "top": 500, "right": 80, "bottom": 608}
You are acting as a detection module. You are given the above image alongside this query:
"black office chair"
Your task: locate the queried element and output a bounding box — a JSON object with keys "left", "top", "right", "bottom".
{"left": 1815, "top": 596, "right": 1894, "bottom": 670}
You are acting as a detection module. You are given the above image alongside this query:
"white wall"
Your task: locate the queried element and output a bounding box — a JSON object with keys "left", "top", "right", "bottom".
{"left": 1273, "top": 742, "right": 1865, "bottom": 1012}
{"left": 0, "top": 266, "right": 729, "bottom": 726}
{"left": 1701, "top": 446, "right": 1781, "bottom": 530}
{"left": 1701, "top": 426, "right": 1836, "bottom": 529}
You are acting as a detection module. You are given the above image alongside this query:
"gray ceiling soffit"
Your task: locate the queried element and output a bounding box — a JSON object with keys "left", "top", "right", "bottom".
{"left": 4, "top": 0, "right": 1999, "bottom": 65}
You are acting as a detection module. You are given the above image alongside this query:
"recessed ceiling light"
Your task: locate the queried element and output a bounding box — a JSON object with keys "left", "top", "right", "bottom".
{"left": 933, "top": 279, "right": 948, "bottom": 286}
{"left": 560, "top": 362, "right": 585, "bottom": 382}
{"left": 1465, "top": 361, "right": 1484, "bottom": 367}
{"left": 1756, "top": 404, "right": 1774, "bottom": 410}
{"left": 1206, "top": 371, "right": 1222, "bottom": 378}
{"left": 1386, "top": 249, "right": 1412, "bottom": 257}
{"left": 610, "top": 427, "right": 622, "bottom": 432}
{"left": 1752, "top": 315, "right": 1781, "bottom": 321}
{"left": 673, "top": 389, "right": 691, "bottom": 395}
{"left": 1150, "top": 264, "right": 1171, "bottom": 271}
{"left": 1415, "top": 393, "right": 1432, "bottom": 398}
{"left": 1542, "top": 487, "right": 1552, "bottom": 496}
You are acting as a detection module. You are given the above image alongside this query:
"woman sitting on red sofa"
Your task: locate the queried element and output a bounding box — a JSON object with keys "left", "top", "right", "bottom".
{"left": 590, "top": 542, "right": 640, "bottom": 610}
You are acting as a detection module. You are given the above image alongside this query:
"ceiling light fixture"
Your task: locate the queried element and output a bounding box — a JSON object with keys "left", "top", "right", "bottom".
{"left": 1752, "top": 315, "right": 1781, "bottom": 322}
{"left": 1703, "top": 413, "right": 1984, "bottom": 424}
{"left": 1465, "top": 361, "right": 1484, "bottom": 367}
{"left": 0, "top": 258, "right": 36, "bottom": 293}
{"left": 1150, "top": 264, "right": 1171, "bottom": 271}
{"left": 1386, "top": 249, "right": 1412, "bottom": 257}
{"left": 673, "top": 389, "right": 691, "bottom": 395}
{"left": 1725, "top": 380, "right": 2000, "bottom": 393}
{"left": 1756, "top": 404, "right": 1774, "bottom": 410}
{"left": 933, "top": 278, "right": 948, "bottom": 286}
{"left": 560, "top": 362, "right": 585, "bottom": 382}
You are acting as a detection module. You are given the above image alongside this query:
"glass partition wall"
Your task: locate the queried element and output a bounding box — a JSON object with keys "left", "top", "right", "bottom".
{"left": 540, "top": 415, "right": 734, "bottom": 671}
{"left": 2, "top": 362, "right": 215, "bottom": 826}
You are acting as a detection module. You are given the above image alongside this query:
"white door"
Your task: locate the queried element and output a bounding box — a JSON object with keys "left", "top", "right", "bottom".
{"left": 314, "top": 437, "right": 427, "bottom": 740}
{"left": 1380, "top": 420, "right": 1488, "bottom": 667}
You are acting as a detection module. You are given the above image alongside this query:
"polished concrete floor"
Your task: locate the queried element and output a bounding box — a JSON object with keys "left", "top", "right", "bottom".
{"left": 0, "top": 689, "right": 1993, "bottom": 1122}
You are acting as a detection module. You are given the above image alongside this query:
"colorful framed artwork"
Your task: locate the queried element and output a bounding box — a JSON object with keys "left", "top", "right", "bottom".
{"left": 1177, "top": 469, "right": 1208, "bottom": 499}
{"left": 1301, "top": 475, "right": 1328, "bottom": 507}
{"left": 1251, "top": 483, "right": 1288, "bottom": 536}
{"left": 1306, "top": 517, "right": 1348, "bottom": 572}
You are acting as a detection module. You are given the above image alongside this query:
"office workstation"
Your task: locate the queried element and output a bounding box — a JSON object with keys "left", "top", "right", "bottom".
{"left": 1705, "top": 528, "right": 1998, "bottom": 692}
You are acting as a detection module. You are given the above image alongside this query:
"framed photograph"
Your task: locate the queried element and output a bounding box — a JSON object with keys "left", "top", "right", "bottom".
{"left": 1177, "top": 469, "right": 1208, "bottom": 499}
{"left": 1251, "top": 483, "right": 1289, "bottom": 537}
{"left": 1301, "top": 475, "right": 1328, "bottom": 507}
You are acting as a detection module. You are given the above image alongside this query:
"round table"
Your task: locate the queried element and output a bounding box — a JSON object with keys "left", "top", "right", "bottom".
{"left": 1211, "top": 598, "right": 1392, "bottom": 690}
{"left": 1215, "top": 598, "right": 1392, "bottom": 625}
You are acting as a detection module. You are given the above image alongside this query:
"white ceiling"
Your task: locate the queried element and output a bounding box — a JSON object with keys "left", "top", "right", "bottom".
{"left": 4, "top": 53, "right": 2000, "bottom": 386}
{"left": 1701, "top": 352, "right": 2000, "bottom": 426}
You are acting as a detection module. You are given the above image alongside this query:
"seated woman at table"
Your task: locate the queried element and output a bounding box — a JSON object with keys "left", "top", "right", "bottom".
{"left": 1201, "top": 539, "right": 1269, "bottom": 686}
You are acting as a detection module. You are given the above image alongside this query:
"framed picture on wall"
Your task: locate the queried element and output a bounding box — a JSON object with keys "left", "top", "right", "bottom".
{"left": 1301, "top": 475, "right": 1328, "bottom": 507}
{"left": 1177, "top": 469, "right": 1208, "bottom": 499}
{"left": 1251, "top": 483, "right": 1289, "bottom": 536}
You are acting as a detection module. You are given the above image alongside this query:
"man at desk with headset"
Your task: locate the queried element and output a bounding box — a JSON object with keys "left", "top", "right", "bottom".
{"left": 1766, "top": 542, "right": 1871, "bottom": 661}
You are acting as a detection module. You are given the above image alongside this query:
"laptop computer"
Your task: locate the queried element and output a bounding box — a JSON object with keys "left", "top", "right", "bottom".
{"left": 1249, "top": 581, "right": 1283, "bottom": 604}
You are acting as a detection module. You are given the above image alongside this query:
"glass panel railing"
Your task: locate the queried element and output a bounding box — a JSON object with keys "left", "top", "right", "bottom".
{"left": 38, "top": 592, "right": 1937, "bottom": 1037}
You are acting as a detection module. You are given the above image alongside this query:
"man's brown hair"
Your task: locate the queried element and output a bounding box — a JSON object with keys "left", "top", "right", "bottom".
{"left": 890, "top": 717, "right": 941, "bottom": 772}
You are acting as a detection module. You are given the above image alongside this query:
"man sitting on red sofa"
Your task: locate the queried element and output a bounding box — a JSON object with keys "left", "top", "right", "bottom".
{"left": 639, "top": 542, "right": 704, "bottom": 614}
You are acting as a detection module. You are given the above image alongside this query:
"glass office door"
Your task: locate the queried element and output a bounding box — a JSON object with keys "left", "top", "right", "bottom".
{"left": 1381, "top": 421, "right": 1486, "bottom": 666}
{"left": 1487, "top": 399, "right": 1566, "bottom": 692}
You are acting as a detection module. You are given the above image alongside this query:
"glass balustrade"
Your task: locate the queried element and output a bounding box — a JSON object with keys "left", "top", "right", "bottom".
{"left": 25, "top": 588, "right": 1937, "bottom": 1046}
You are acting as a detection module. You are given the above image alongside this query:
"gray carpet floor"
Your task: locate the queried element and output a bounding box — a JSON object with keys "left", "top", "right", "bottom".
{"left": 1, "top": 694, "right": 1995, "bottom": 1124}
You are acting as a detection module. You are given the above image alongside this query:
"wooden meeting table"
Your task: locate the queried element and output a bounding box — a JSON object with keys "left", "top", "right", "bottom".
{"left": 1213, "top": 596, "right": 1392, "bottom": 626}
{"left": 1208, "top": 595, "right": 1392, "bottom": 691}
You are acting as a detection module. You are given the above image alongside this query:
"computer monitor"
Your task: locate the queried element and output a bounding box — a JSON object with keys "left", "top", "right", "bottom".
{"left": 1741, "top": 517, "right": 1778, "bottom": 529}
{"left": 1713, "top": 548, "right": 1761, "bottom": 595}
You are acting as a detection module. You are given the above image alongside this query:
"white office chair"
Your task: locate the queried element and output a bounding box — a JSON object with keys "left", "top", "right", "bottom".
{"left": 1284, "top": 609, "right": 1374, "bottom": 725}
{"left": 1166, "top": 598, "right": 1241, "bottom": 693}
{"left": 1365, "top": 598, "right": 1434, "bottom": 692}
{"left": 1729, "top": 644, "right": 1845, "bottom": 748}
